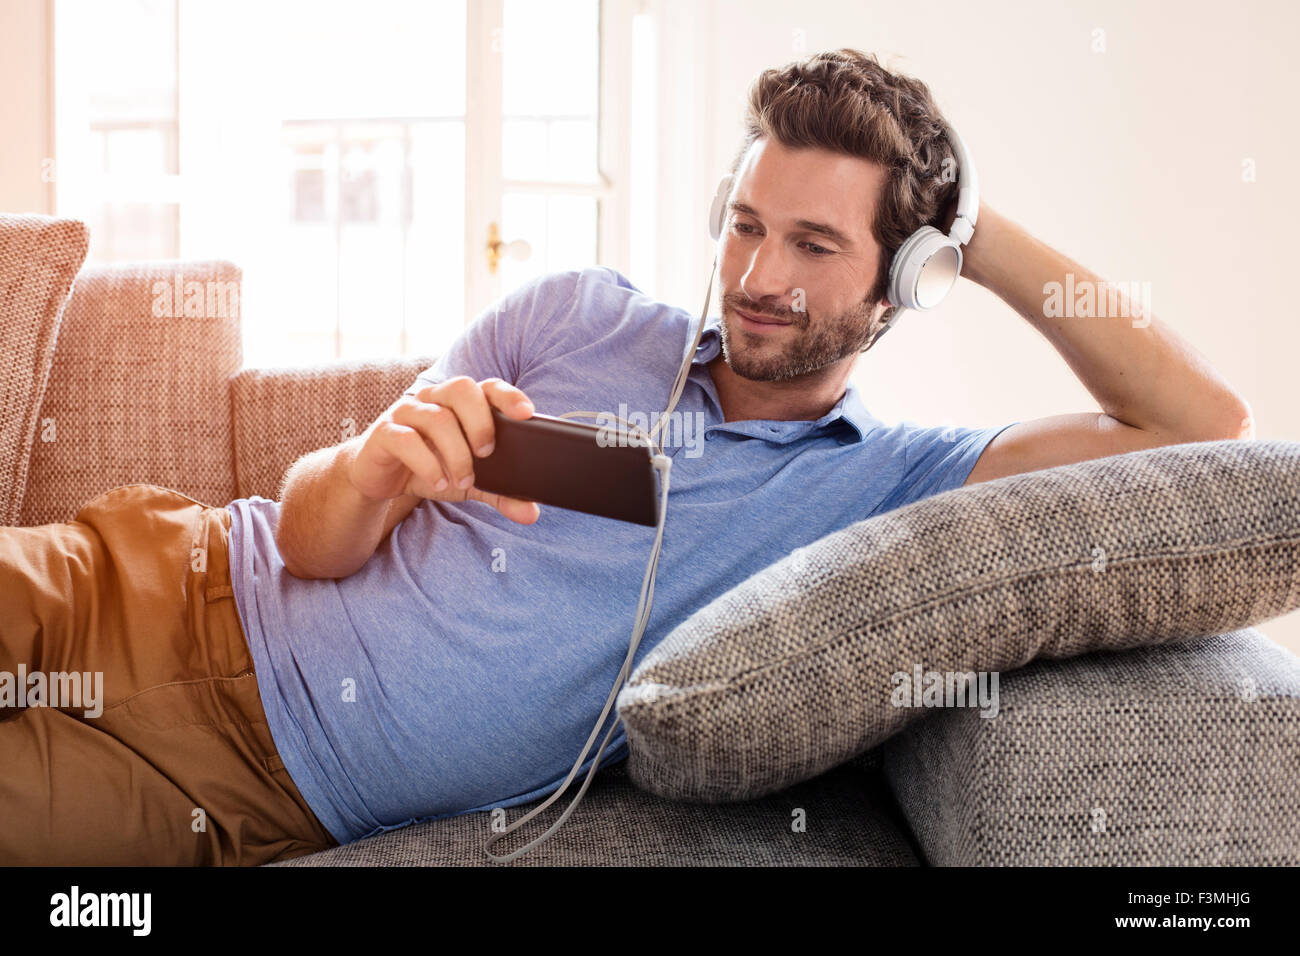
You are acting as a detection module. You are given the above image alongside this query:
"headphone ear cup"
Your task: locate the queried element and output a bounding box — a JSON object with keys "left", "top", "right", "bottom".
{"left": 708, "top": 174, "right": 734, "bottom": 241}
{"left": 888, "top": 226, "right": 963, "bottom": 311}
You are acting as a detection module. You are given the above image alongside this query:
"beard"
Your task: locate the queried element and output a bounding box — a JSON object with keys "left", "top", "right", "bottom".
{"left": 718, "top": 294, "right": 881, "bottom": 382}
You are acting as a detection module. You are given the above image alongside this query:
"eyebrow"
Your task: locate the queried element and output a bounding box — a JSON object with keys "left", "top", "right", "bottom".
{"left": 728, "top": 200, "right": 856, "bottom": 249}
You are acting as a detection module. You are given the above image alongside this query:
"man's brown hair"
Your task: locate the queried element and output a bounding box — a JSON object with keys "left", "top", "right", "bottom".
{"left": 728, "top": 48, "right": 958, "bottom": 322}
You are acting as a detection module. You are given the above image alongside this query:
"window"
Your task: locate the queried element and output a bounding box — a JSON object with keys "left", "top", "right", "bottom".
{"left": 53, "top": 0, "right": 625, "bottom": 368}
{"left": 497, "top": 0, "right": 601, "bottom": 293}
{"left": 53, "top": 0, "right": 180, "bottom": 261}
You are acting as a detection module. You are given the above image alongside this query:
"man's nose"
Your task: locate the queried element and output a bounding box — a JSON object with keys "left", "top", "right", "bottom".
{"left": 739, "top": 237, "right": 796, "bottom": 307}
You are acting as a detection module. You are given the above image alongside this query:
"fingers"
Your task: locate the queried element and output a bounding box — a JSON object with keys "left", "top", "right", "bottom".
{"left": 358, "top": 377, "right": 538, "bottom": 506}
{"left": 478, "top": 378, "right": 535, "bottom": 420}
{"left": 410, "top": 375, "right": 533, "bottom": 453}
{"left": 372, "top": 422, "right": 447, "bottom": 493}
{"left": 417, "top": 376, "right": 499, "bottom": 457}
{"left": 392, "top": 400, "right": 477, "bottom": 490}
{"left": 398, "top": 376, "right": 538, "bottom": 516}
{"left": 466, "top": 486, "right": 541, "bottom": 525}
{"left": 404, "top": 376, "right": 535, "bottom": 477}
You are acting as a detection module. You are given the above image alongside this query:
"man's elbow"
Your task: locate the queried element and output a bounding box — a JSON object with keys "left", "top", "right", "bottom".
{"left": 279, "top": 553, "right": 320, "bottom": 580}
{"left": 1172, "top": 397, "right": 1255, "bottom": 443}
{"left": 279, "top": 553, "right": 362, "bottom": 581}
{"left": 1213, "top": 397, "right": 1256, "bottom": 441}
{"left": 1233, "top": 399, "right": 1257, "bottom": 440}
{"left": 276, "top": 529, "right": 318, "bottom": 579}
{"left": 275, "top": 526, "right": 357, "bottom": 580}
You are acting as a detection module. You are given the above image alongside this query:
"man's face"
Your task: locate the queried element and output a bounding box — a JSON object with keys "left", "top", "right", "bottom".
{"left": 716, "top": 137, "right": 891, "bottom": 382}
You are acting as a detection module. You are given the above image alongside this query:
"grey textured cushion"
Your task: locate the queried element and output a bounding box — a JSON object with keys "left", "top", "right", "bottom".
{"left": 884, "top": 627, "right": 1300, "bottom": 865}
{"left": 267, "top": 759, "right": 917, "bottom": 866}
{"left": 615, "top": 439, "right": 1300, "bottom": 803}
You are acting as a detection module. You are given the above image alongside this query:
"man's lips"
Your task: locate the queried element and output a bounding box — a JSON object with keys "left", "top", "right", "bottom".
{"left": 733, "top": 307, "right": 792, "bottom": 329}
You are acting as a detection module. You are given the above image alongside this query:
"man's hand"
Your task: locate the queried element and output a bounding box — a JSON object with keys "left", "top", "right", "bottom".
{"left": 348, "top": 376, "right": 541, "bottom": 525}
{"left": 276, "top": 375, "right": 543, "bottom": 580}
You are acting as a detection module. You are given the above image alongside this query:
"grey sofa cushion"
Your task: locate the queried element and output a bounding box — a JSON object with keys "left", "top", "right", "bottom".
{"left": 267, "top": 758, "right": 918, "bottom": 866}
{"left": 884, "top": 627, "right": 1300, "bottom": 865}
{"left": 615, "top": 439, "right": 1300, "bottom": 803}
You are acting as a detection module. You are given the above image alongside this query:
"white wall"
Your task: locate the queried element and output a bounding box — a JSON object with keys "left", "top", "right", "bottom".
{"left": 648, "top": 0, "right": 1300, "bottom": 653}
{"left": 0, "top": 0, "right": 54, "bottom": 214}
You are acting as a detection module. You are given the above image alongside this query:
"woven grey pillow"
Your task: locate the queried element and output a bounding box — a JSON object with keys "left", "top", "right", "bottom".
{"left": 615, "top": 438, "right": 1300, "bottom": 803}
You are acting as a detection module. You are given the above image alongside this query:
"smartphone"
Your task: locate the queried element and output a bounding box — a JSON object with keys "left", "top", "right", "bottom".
{"left": 471, "top": 408, "right": 660, "bottom": 526}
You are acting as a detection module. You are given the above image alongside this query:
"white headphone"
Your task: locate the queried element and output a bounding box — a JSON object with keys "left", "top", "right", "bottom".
{"left": 707, "top": 122, "right": 979, "bottom": 345}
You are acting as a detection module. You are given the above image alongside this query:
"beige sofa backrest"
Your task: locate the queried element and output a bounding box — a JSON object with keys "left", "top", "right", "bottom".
{"left": 0, "top": 214, "right": 88, "bottom": 525}
{"left": 230, "top": 357, "right": 432, "bottom": 501}
{"left": 21, "top": 261, "right": 243, "bottom": 524}
{"left": 19, "top": 257, "right": 434, "bottom": 523}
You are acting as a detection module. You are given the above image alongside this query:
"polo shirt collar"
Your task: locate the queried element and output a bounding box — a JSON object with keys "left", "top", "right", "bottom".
{"left": 688, "top": 312, "right": 874, "bottom": 444}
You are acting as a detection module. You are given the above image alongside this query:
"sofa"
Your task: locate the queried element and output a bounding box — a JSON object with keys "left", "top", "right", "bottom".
{"left": 5, "top": 214, "right": 1299, "bottom": 866}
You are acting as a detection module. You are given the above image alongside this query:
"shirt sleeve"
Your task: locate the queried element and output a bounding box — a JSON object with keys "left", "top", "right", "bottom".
{"left": 403, "top": 269, "right": 584, "bottom": 396}
{"left": 876, "top": 420, "right": 1020, "bottom": 513}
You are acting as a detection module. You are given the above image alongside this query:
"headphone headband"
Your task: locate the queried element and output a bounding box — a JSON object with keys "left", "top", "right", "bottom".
{"left": 943, "top": 123, "right": 979, "bottom": 246}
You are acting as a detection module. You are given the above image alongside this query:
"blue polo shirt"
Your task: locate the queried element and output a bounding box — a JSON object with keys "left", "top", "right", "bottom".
{"left": 227, "top": 266, "right": 1017, "bottom": 845}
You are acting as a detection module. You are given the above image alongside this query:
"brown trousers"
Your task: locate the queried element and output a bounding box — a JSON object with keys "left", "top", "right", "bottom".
{"left": 0, "top": 484, "right": 338, "bottom": 865}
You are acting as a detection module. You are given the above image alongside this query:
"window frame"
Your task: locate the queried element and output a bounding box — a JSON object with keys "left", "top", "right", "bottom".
{"left": 52, "top": 0, "right": 638, "bottom": 361}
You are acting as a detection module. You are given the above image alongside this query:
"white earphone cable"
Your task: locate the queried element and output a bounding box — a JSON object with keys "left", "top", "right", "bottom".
{"left": 481, "top": 257, "right": 717, "bottom": 863}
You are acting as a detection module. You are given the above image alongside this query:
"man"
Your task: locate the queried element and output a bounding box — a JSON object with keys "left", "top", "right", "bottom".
{"left": 0, "top": 49, "right": 1250, "bottom": 865}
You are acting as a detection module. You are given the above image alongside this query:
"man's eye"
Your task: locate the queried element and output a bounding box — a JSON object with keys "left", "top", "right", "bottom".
{"left": 731, "top": 221, "right": 832, "bottom": 257}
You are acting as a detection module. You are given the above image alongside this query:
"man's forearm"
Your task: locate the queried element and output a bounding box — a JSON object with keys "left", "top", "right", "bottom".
{"left": 275, "top": 438, "right": 395, "bottom": 579}
{"left": 961, "top": 204, "right": 1252, "bottom": 441}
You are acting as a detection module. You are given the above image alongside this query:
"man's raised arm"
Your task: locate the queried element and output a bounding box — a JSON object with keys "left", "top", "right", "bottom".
{"left": 954, "top": 201, "right": 1252, "bottom": 485}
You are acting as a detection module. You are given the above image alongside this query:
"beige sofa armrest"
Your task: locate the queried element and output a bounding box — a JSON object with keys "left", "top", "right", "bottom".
{"left": 230, "top": 356, "right": 435, "bottom": 502}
